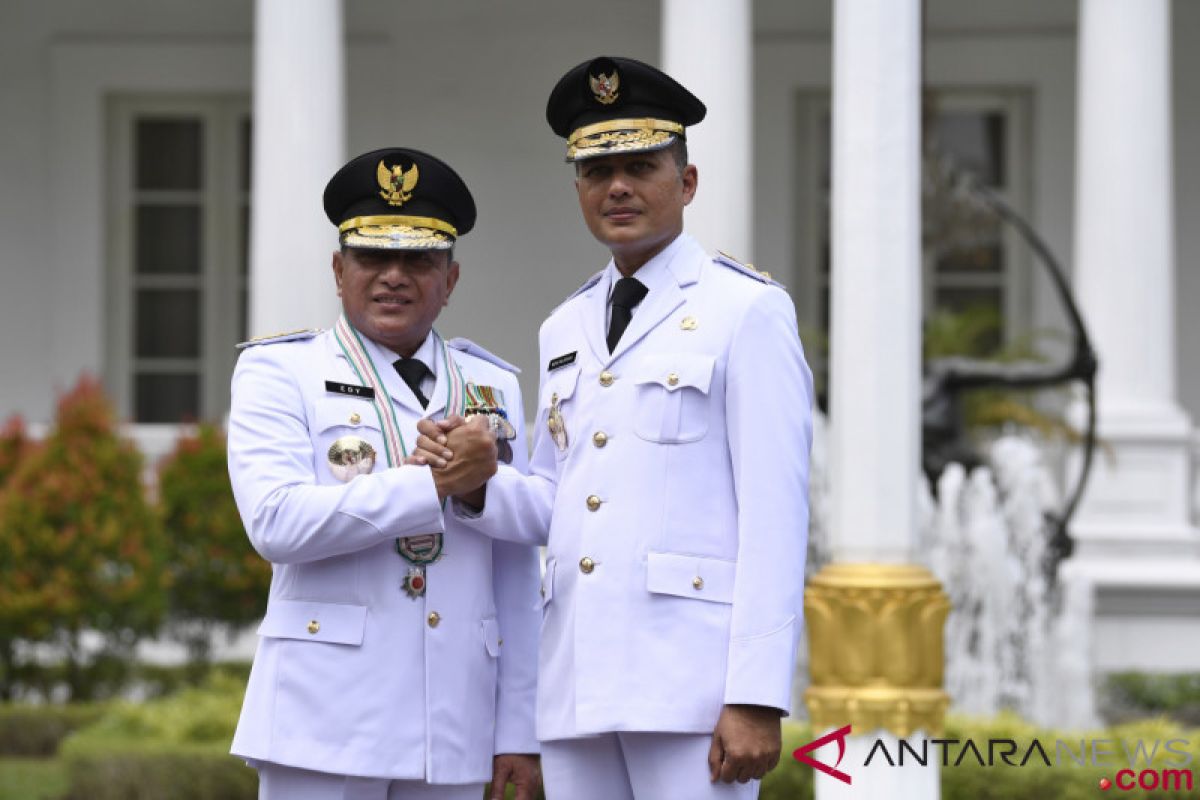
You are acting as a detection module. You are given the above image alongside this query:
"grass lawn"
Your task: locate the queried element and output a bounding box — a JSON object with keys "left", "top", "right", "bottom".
{"left": 0, "top": 757, "right": 68, "bottom": 800}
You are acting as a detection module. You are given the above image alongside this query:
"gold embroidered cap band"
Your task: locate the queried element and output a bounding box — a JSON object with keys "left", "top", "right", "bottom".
{"left": 338, "top": 215, "right": 459, "bottom": 251}
{"left": 546, "top": 55, "right": 706, "bottom": 162}
{"left": 323, "top": 147, "right": 476, "bottom": 251}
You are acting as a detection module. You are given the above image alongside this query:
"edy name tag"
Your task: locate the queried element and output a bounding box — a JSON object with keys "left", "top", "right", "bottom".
{"left": 325, "top": 381, "right": 376, "bottom": 399}
{"left": 548, "top": 351, "right": 577, "bottom": 371}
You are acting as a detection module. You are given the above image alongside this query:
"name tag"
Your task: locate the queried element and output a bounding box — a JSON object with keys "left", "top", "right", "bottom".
{"left": 548, "top": 351, "right": 577, "bottom": 371}
{"left": 325, "top": 381, "right": 375, "bottom": 399}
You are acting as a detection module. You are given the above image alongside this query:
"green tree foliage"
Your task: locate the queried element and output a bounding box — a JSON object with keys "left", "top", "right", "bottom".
{"left": 923, "top": 305, "right": 1078, "bottom": 441}
{"left": 0, "top": 416, "right": 34, "bottom": 698}
{"left": 0, "top": 377, "right": 166, "bottom": 700}
{"left": 158, "top": 425, "right": 268, "bottom": 668}
{"left": 0, "top": 416, "right": 32, "bottom": 490}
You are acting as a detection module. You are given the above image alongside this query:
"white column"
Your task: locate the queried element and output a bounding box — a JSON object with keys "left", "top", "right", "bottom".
{"left": 249, "top": 0, "right": 344, "bottom": 336}
{"left": 1071, "top": 0, "right": 1196, "bottom": 557}
{"left": 820, "top": 1, "right": 938, "bottom": 797}
{"left": 828, "top": 0, "right": 922, "bottom": 566}
{"left": 661, "top": 0, "right": 752, "bottom": 260}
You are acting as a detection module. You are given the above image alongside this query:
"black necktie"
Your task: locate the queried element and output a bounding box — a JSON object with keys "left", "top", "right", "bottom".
{"left": 394, "top": 358, "right": 431, "bottom": 408}
{"left": 607, "top": 276, "right": 648, "bottom": 353}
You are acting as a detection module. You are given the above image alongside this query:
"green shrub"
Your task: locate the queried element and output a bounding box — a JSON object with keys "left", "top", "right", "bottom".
{"left": 0, "top": 377, "right": 167, "bottom": 701}
{"left": 60, "top": 741, "right": 256, "bottom": 800}
{"left": 158, "top": 425, "right": 269, "bottom": 671}
{"left": 0, "top": 756, "right": 70, "bottom": 800}
{"left": 1103, "top": 673, "right": 1200, "bottom": 727}
{"left": 58, "top": 672, "right": 253, "bottom": 800}
{"left": 0, "top": 704, "right": 105, "bottom": 756}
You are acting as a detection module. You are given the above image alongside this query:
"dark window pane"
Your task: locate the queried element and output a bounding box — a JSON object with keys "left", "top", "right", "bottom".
{"left": 931, "top": 111, "right": 1005, "bottom": 188}
{"left": 934, "top": 286, "right": 1003, "bottom": 315}
{"left": 136, "top": 119, "right": 202, "bottom": 190}
{"left": 135, "top": 373, "right": 200, "bottom": 423}
{"left": 935, "top": 242, "right": 1003, "bottom": 275}
{"left": 239, "top": 286, "right": 248, "bottom": 342}
{"left": 239, "top": 203, "right": 250, "bottom": 275}
{"left": 136, "top": 205, "right": 201, "bottom": 274}
{"left": 818, "top": 113, "right": 831, "bottom": 190}
{"left": 136, "top": 289, "right": 201, "bottom": 358}
{"left": 241, "top": 116, "right": 252, "bottom": 191}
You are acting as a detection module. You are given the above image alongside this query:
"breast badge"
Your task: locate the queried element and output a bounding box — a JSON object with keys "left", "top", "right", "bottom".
{"left": 547, "top": 393, "right": 568, "bottom": 451}
{"left": 327, "top": 436, "right": 377, "bottom": 482}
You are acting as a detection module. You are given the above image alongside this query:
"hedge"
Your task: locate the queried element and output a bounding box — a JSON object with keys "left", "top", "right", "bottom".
{"left": 30, "top": 677, "right": 1200, "bottom": 800}
{"left": 0, "top": 704, "right": 106, "bottom": 757}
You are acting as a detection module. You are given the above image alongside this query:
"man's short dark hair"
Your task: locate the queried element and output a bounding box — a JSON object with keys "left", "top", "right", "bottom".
{"left": 668, "top": 137, "right": 688, "bottom": 173}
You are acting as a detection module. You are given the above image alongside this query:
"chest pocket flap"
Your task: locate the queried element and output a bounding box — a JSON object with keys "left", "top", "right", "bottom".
{"left": 313, "top": 396, "right": 382, "bottom": 434}
{"left": 258, "top": 599, "right": 367, "bottom": 645}
{"left": 539, "top": 363, "right": 581, "bottom": 408}
{"left": 632, "top": 353, "right": 715, "bottom": 443}
{"left": 633, "top": 352, "right": 715, "bottom": 393}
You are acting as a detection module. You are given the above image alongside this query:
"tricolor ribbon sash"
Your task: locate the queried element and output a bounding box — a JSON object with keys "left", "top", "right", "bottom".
{"left": 332, "top": 314, "right": 470, "bottom": 571}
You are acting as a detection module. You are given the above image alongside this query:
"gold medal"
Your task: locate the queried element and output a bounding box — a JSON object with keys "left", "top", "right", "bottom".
{"left": 547, "top": 393, "right": 568, "bottom": 451}
{"left": 327, "top": 436, "right": 377, "bottom": 482}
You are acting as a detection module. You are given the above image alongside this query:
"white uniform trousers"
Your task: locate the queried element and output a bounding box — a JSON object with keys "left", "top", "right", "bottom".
{"left": 257, "top": 762, "right": 483, "bottom": 800}
{"left": 541, "top": 732, "right": 760, "bottom": 800}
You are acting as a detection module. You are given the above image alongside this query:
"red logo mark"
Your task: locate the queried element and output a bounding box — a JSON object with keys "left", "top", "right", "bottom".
{"left": 1099, "top": 777, "right": 1112, "bottom": 790}
{"left": 794, "top": 724, "right": 853, "bottom": 785}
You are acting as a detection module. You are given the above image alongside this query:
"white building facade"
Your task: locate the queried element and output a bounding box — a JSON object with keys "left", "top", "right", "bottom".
{"left": 1, "top": 0, "right": 1197, "bottom": 714}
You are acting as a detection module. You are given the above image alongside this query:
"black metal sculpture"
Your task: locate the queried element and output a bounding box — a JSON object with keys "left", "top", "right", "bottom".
{"left": 921, "top": 168, "right": 1098, "bottom": 582}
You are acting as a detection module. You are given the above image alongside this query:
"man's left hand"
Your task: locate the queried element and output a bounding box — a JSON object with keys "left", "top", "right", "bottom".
{"left": 490, "top": 753, "right": 541, "bottom": 800}
{"left": 708, "top": 704, "right": 782, "bottom": 784}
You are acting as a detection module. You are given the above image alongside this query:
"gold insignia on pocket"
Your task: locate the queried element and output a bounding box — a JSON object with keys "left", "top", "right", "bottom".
{"left": 548, "top": 393, "right": 568, "bottom": 451}
{"left": 377, "top": 160, "right": 419, "bottom": 207}
{"left": 680, "top": 316, "right": 698, "bottom": 331}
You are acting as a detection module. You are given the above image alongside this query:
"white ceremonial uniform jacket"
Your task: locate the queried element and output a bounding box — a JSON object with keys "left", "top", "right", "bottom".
{"left": 456, "top": 233, "right": 814, "bottom": 740}
{"left": 227, "top": 326, "right": 540, "bottom": 783}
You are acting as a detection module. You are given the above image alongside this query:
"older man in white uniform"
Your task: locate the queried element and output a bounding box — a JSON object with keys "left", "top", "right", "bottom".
{"left": 415, "top": 58, "right": 814, "bottom": 799}
{"left": 228, "top": 148, "right": 541, "bottom": 800}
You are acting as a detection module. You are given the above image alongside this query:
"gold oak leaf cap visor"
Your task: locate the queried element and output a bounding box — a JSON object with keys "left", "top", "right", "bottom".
{"left": 546, "top": 55, "right": 706, "bottom": 162}
{"left": 323, "top": 147, "right": 477, "bottom": 250}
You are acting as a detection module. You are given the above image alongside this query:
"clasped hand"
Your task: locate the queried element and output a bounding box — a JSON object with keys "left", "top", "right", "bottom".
{"left": 406, "top": 414, "right": 496, "bottom": 505}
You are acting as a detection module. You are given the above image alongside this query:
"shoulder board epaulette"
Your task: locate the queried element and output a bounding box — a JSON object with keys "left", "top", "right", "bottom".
{"left": 549, "top": 269, "right": 605, "bottom": 316}
{"left": 235, "top": 328, "right": 323, "bottom": 350}
{"left": 714, "top": 251, "right": 785, "bottom": 288}
{"left": 446, "top": 337, "right": 521, "bottom": 374}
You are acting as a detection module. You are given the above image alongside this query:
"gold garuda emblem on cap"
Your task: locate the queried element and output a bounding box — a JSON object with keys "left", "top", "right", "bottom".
{"left": 589, "top": 70, "right": 620, "bottom": 105}
{"left": 377, "top": 160, "right": 419, "bottom": 207}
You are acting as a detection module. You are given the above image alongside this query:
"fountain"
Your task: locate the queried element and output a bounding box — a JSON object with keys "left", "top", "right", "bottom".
{"left": 798, "top": 412, "right": 1098, "bottom": 728}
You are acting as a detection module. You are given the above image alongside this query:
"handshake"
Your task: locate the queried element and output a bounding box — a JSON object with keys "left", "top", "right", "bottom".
{"left": 406, "top": 415, "right": 503, "bottom": 508}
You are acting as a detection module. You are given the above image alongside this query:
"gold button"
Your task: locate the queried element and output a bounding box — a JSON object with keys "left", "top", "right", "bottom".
{"left": 667, "top": 373, "right": 679, "bottom": 386}
{"left": 427, "top": 612, "right": 441, "bottom": 628}
{"left": 692, "top": 577, "right": 704, "bottom": 590}
{"left": 599, "top": 371, "right": 614, "bottom": 387}
{"left": 349, "top": 413, "right": 361, "bottom": 424}
{"left": 681, "top": 316, "right": 698, "bottom": 331}
{"left": 579, "top": 557, "right": 595, "bottom": 574}
{"left": 592, "top": 431, "right": 608, "bottom": 448}
{"left": 307, "top": 620, "right": 320, "bottom": 634}
{"left": 586, "top": 495, "right": 602, "bottom": 511}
